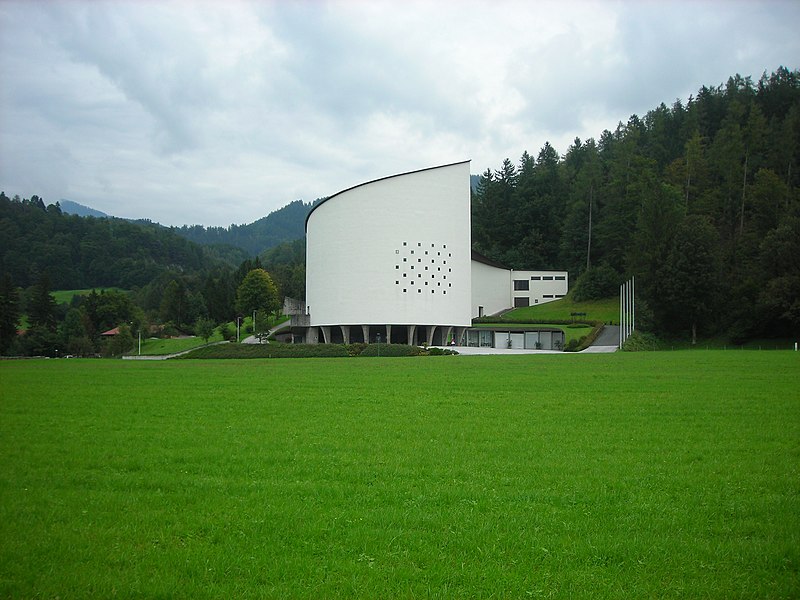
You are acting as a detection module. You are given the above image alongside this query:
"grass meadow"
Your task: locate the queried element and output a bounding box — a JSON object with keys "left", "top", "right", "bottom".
{"left": 1, "top": 352, "right": 798, "bottom": 598}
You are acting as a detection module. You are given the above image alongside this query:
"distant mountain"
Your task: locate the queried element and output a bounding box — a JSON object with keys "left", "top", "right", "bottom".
{"left": 173, "top": 199, "right": 316, "bottom": 257}
{"left": 59, "top": 199, "right": 111, "bottom": 219}
{"left": 0, "top": 192, "right": 231, "bottom": 290}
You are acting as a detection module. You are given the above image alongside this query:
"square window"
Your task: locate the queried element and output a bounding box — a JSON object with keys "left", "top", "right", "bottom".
{"left": 443, "top": 291, "right": 446, "bottom": 295}
{"left": 437, "top": 267, "right": 441, "bottom": 271}
{"left": 448, "top": 268, "right": 452, "bottom": 272}
{"left": 403, "top": 273, "right": 407, "bottom": 278}
{"left": 418, "top": 274, "right": 421, "bottom": 278}
{"left": 395, "top": 281, "right": 399, "bottom": 285}
{"left": 411, "top": 250, "right": 414, "bottom": 255}
{"left": 403, "top": 258, "right": 407, "bottom": 262}
{"left": 431, "top": 290, "right": 434, "bottom": 294}
{"left": 443, "top": 244, "right": 447, "bottom": 248}
{"left": 395, "top": 249, "right": 399, "bottom": 254}
{"left": 411, "top": 280, "right": 414, "bottom": 285}
{"left": 395, "top": 265, "right": 399, "bottom": 269}
{"left": 403, "top": 289, "right": 407, "bottom": 293}
{"left": 418, "top": 258, "right": 421, "bottom": 262}
{"left": 411, "top": 265, "right": 414, "bottom": 270}
{"left": 425, "top": 281, "right": 428, "bottom": 285}
{"left": 443, "top": 260, "right": 447, "bottom": 264}
{"left": 448, "top": 253, "right": 452, "bottom": 257}
{"left": 418, "top": 289, "right": 421, "bottom": 293}
{"left": 425, "top": 251, "right": 428, "bottom": 255}
{"left": 418, "top": 242, "right": 421, "bottom": 247}
{"left": 448, "top": 283, "right": 452, "bottom": 287}
{"left": 437, "top": 252, "right": 441, "bottom": 256}
{"left": 425, "top": 266, "right": 428, "bottom": 270}
{"left": 403, "top": 242, "right": 407, "bottom": 246}
{"left": 431, "top": 243, "right": 434, "bottom": 247}
{"left": 431, "top": 259, "right": 434, "bottom": 264}
{"left": 431, "top": 274, "right": 434, "bottom": 278}
{"left": 437, "top": 282, "right": 441, "bottom": 286}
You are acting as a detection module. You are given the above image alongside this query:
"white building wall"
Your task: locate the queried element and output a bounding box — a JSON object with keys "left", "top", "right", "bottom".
{"left": 471, "top": 260, "right": 510, "bottom": 317}
{"left": 511, "top": 271, "right": 569, "bottom": 306}
{"left": 306, "top": 161, "right": 472, "bottom": 327}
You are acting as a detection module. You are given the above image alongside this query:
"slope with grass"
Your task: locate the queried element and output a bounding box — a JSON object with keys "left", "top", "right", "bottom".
{"left": 1, "top": 353, "right": 798, "bottom": 598}
{"left": 501, "top": 295, "right": 619, "bottom": 324}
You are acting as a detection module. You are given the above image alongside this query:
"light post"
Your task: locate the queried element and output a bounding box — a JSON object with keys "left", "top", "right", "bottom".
{"left": 236, "top": 316, "right": 242, "bottom": 343}
{"left": 252, "top": 310, "right": 257, "bottom": 343}
{"left": 138, "top": 329, "right": 141, "bottom": 356}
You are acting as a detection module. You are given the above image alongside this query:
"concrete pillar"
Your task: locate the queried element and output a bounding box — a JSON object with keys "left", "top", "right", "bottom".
{"left": 454, "top": 327, "right": 467, "bottom": 346}
{"left": 361, "top": 325, "right": 369, "bottom": 343}
{"left": 407, "top": 325, "right": 416, "bottom": 346}
{"left": 442, "top": 326, "right": 453, "bottom": 346}
{"left": 320, "top": 326, "right": 331, "bottom": 344}
{"left": 427, "top": 326, "right": 437, "bottom": 347}
{"left": 386, "top": 325, "right": 392, "bottom": 344}
{"left": 340, "top": 325, "right": 350, "bottom": 345}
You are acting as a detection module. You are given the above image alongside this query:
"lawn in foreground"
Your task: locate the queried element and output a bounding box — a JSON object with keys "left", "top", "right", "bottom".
{"left": 1, "top": 353, "right": 798, "bottom": 598}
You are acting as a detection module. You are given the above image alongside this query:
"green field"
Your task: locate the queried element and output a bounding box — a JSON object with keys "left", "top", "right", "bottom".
{"left": 1, "top": 353, "right": 798, "bottom": 598}
{"left": 52, "top": 288, "right": 126, "bottom": 305}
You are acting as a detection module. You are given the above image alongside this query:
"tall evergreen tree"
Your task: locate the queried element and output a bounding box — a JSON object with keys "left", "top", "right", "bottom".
{"left": 0, "top": 273, "right": 20, "bottom": 353}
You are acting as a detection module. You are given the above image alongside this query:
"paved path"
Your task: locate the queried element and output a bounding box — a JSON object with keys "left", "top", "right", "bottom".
{"left": 242, "top": 319, "right": 292, "bottom": 344}
{"left": 592, "top": 325, "right": 620, "bottom": 346}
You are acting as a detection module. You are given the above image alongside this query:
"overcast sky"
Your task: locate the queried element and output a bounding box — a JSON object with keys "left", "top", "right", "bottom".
{"left": 1, "top": 0, "right": 798, "bottom": 227}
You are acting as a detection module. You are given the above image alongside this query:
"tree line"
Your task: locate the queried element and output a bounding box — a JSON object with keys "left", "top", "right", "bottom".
{"left": 0, "top": 194, "right": 307, "bottom": 355}
{"left": 472, "top": 67, "right": 799, "bottom": 342}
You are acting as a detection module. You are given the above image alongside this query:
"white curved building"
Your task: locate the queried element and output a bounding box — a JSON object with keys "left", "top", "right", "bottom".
{"left": 304, "top": 161, "right": 472, "bottom": 345}
{"left": 293, "top": 161, "right": 569, "bottom": 347}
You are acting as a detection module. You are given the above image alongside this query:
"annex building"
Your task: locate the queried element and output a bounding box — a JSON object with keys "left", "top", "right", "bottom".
{"left": 287, "top": 161, "right": 568, "bottom": 348}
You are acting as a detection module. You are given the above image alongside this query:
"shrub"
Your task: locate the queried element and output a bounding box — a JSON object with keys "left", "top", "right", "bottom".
{"left": 178, "top": 343, "right": 349, "bottom": 359}
{"left": 358, "top": 344, "right": 422, "bottom": 357}
{"left": 621, "top": 331, "right": 662, "bottom": 351}
{"left": 218, "top": 323, "right": 236, "bottom": 342}
{"left": 346, "top": 342, "right": 368, "bottom": 357}
{"left": 427, "top": 347, "right": 459, "bottom": 356}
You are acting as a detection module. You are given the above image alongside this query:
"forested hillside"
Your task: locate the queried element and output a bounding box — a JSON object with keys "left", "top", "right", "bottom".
{"left": 472, "top": 67, "right": 800, "bottom": 341}
{"left": 0, "top": 193, "right": 251, "bottom": 290}
{"left": 174, "top": 199, "right": 314, "bottom": 256}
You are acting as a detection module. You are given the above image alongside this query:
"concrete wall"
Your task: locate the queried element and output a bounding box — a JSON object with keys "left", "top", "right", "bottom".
{"left": 305, "top": 161, "right": 472, "bottom": 327}
{"left": 471, "top": 260, "right": 511, "bottom": 317}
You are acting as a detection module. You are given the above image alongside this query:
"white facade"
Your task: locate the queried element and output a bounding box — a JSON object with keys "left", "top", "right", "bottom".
{"left": 471, "top": 254, "right": 568, "bottom": 317}
{"left": 306, "top": 161, "right": 472, "bottom": 330}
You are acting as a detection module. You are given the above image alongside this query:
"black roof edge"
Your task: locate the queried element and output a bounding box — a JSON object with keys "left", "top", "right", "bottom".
{"left": 305, "top": 160, "right": 471, "bottom": 231}
{"left": 471, "top": 249, "right": 509, "bottom": 270}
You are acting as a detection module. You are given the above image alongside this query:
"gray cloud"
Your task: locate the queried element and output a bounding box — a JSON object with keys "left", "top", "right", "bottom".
{"left": 1, "top": 0, "right": 798, "bottom": 227}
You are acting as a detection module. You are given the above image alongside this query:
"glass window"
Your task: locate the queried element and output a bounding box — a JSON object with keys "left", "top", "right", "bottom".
{"left": 514, "top": 280, "right": 529, "bottom": 291}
